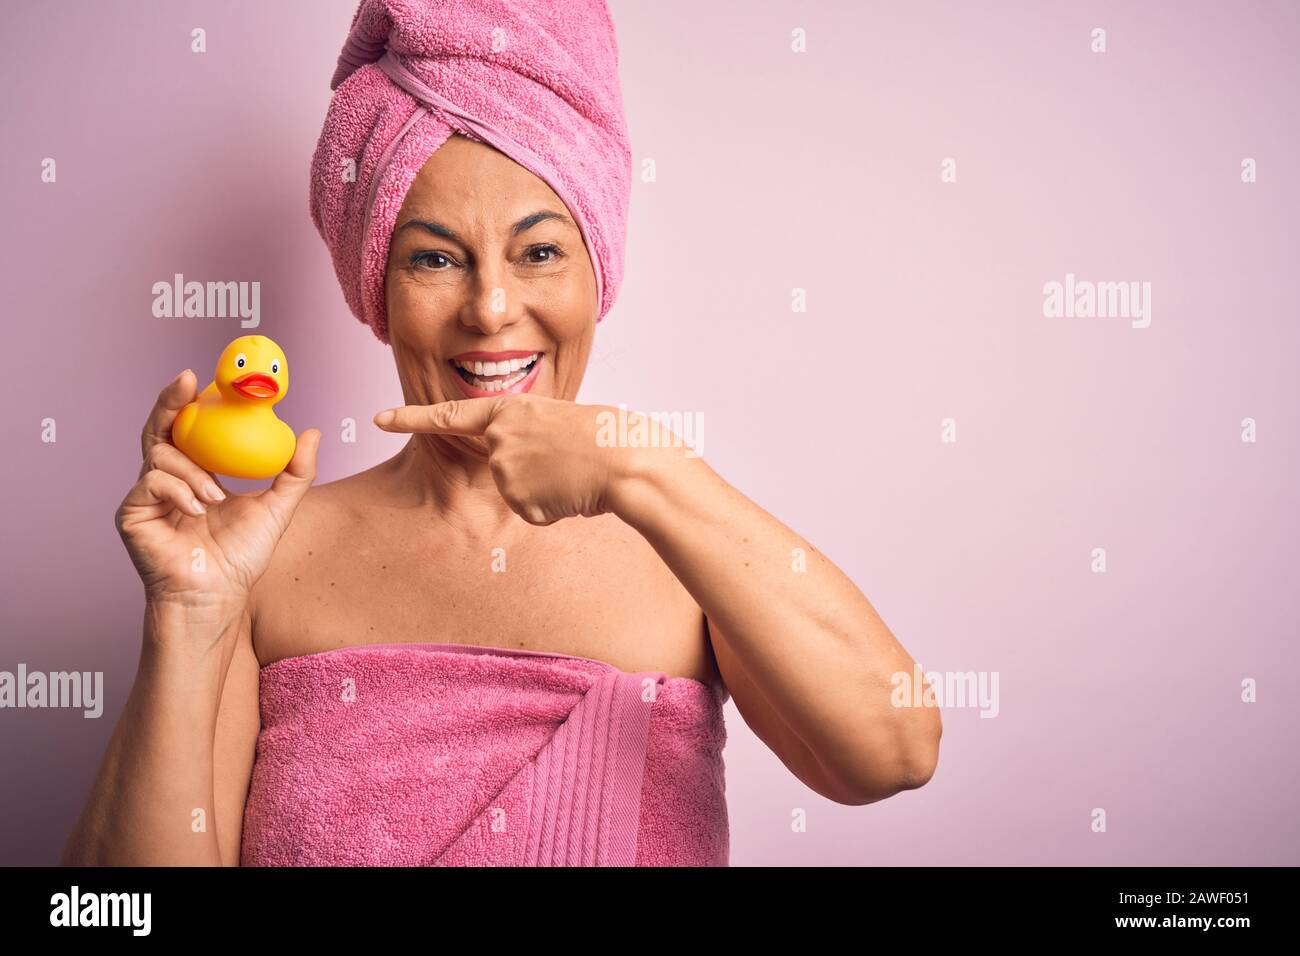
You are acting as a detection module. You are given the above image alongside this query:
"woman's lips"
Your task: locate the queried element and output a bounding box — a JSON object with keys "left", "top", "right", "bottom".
{"left": 448, "top": 351, "right": 543, "bottom": 398}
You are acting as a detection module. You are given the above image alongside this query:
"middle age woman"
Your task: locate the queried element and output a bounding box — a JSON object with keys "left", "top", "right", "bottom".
{"left": 63, "top": 0, "right": 940, "bottom": 867}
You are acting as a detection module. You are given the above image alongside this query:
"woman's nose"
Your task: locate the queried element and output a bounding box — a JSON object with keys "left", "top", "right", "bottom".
{"left": 458, "top": 268, "right": 520, "bottom": 336}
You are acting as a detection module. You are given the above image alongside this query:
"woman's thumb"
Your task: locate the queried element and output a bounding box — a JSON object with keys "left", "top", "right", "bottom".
{"left": 263, "top": 428, "right": 320, "bottom": 527}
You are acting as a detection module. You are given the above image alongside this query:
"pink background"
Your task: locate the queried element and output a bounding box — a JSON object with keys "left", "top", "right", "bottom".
{"left": 2, "top": 0, "right": 1297, "bottom": 865}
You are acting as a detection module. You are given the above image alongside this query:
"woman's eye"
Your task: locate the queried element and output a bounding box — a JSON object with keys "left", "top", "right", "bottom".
{"left": 412, "top": 251, "right": 452, "bottom": 270}
{"left": 235, "top": 353, "right": 247, "bottom": 368}
{"left": 525, "top": 244, "right": 563, "bottom": 264}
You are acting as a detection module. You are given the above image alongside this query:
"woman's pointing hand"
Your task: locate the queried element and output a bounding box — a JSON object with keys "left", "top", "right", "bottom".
{"left": 374, "top": 395, "right": 677, "bottom": 526}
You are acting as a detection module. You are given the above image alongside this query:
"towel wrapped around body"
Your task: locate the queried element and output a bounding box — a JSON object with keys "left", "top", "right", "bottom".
{"left": 239, "top": 642, "right": 729, "bottom": 866}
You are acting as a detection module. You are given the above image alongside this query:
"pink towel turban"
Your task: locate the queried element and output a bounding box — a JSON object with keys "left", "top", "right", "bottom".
{"left": 310, "top": 0, "right": 632, "bottom": 343}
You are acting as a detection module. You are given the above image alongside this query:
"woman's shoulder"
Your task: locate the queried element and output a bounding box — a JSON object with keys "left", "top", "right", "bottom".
{"left": 247, "top": 468, "right": 375, "bottom": 609}
{"left": 288, "top": 463, "right": 383, "bottom": 529}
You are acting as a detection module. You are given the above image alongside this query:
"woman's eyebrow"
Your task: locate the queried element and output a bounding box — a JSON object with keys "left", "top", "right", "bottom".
{"left": 512, "top": 209, "right": 575, "bottom": 235}
{"left": 396, "top": 211, "right": 574, "bottom": 241}
{"left": 397, "top": 219, "right": 463, "bottom": 242}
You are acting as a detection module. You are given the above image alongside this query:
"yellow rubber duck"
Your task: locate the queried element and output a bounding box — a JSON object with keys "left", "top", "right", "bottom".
{"left": 171, "top": 335, "right": 296, "bottom": 479}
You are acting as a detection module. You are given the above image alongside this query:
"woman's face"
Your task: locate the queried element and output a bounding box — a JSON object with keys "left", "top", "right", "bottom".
{"left": 384, "top": 133, "right": 598, "bottom": 410}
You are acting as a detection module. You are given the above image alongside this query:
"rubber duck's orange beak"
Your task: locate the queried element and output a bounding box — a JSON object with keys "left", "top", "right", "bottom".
{"left": 231, "top": 372, "right": 280, "bottom": 399}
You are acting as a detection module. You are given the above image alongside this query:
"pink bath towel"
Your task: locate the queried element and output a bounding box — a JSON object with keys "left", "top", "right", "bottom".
{"left": 240, "top": 643, "right": 729, "bottom": 866}
{"left": 310, "top": 0, "right": 632, "bottom": 343}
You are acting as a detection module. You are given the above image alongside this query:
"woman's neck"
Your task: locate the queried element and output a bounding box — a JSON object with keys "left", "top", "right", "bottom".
{"left": 379, "top": 434, "right": 521, "bottom": 538}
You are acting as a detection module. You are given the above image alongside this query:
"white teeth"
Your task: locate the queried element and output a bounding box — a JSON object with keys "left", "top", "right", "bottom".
{"left": 467, "top": 366, "right": 529, "bottom": 391}
{"left": 454, "top": 353, "right": 541, "bottom": 390}
{"left": 456, "top": 354, "right": 540, "bottom": 371}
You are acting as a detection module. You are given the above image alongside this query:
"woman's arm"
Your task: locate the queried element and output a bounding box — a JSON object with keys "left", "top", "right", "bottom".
{"left": 212, "top": 614, "right": 262, "bottom": 866}
{"left": 62, "top": 600, "right": 247, "bottom": 865}
{"left": 67, "top": 371, "right": 317, "bottom": 865}
{"left": 373, "top": 396, "right": 942, "bottom": 805}
{"left": 608, "top": 448, "right": 941, "bottom": 805}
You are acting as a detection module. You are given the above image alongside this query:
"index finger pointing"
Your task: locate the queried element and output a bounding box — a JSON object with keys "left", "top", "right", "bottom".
{"left": 373, "top": 397, "right": 499, "bottom": 435}
{"left": 141, "top": 369, "right": 198, "bottom": 459}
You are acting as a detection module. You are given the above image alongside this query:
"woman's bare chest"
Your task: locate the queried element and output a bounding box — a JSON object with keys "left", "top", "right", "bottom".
{"left": 250, "top": 512, "right": 720, "bottom": 686}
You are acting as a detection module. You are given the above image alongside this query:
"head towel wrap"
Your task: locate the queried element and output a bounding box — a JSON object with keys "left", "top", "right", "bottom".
{"left": 310, "top": 0, "right": 632, "bottom": 343}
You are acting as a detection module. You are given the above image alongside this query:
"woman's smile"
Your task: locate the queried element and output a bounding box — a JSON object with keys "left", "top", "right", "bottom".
{"left": 447, "top": 349, "right": 545, "bottom": 397}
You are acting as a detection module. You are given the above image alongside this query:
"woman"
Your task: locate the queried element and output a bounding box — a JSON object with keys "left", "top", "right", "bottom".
{"left": 63, "top": 0, "right": 939, "bottom": 867}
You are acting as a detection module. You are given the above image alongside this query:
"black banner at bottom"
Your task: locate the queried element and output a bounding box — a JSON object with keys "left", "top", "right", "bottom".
{"left": 0, "top": 865, "right": 1280, "bottom": 941}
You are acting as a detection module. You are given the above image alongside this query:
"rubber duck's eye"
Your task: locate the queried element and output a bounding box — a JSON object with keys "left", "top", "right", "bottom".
{"left": 271, "top": 361, "right": 280, "bottom": 375}
{"left": 235, "top": 353, "right": 247, "bottom": 369}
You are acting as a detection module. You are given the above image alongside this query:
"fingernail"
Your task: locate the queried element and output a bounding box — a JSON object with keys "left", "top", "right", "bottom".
{"left": 204, "top": 483, "right": 225, "bottom": 501}
{"left": 374, "top": 410, "right": 395, "bottom": 427}
{"left": 189, "top": 498, "right": 206, "bottom": 514}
